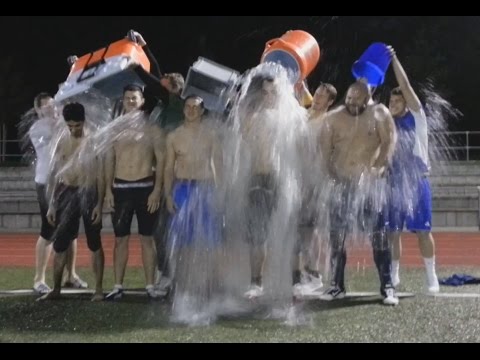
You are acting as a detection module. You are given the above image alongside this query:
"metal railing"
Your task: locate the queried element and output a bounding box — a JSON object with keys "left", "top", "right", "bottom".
{"left": 431, "top": 131, "right": 480, "bottom": 161}
{"left": 0, "top": 139, "right": 25, "bottom": 164}
{"left": 3, "top": 131, "right": 480, "bottom": 164}
{"left": 3, "top": 134, "right": 480, "bottom": 229}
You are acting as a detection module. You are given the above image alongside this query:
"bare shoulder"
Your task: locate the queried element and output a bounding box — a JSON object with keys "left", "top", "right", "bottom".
{"left": 29, "top": 119, "right": 40, "bottom": 134}
{"left": 325, "top": 106, "right": 345, "bottom": 126}
{"left": 166, "top": 126, "right": 181, "bottom": 145}
{"left": 149, "top": 123, "right": 165, "bottom": 138}
{"left": 55, "top": 131, "right": 70, "bottom": 157}
{"left": 372, "top": 103, "right": 391, "bottom": 120}
{"left": 204, "top": 125, "right": 217, "bottom": 140}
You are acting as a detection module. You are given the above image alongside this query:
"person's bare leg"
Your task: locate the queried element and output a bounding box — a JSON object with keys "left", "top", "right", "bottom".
{"left": 250, "top": 243, "right": 267, "bottom": 287}
{"left": 417, "top": 231, "right": 435, "bottom": 258}
{"left": 65, "top": 239, "right": 79, "bottom": 280}
{"left": 390, "top": 232, "right": 401, "bottom": 287}
{"left": 113, "top": 236, "right": 130, "bottom": 286}
{"left": 62, "top": 239, "right": 87, "bottom": 287}
{"left": 37, "top": 251, "right": 67, "bottom": 301}
{"left": 305, "top": 227, "right": 320, "bottom": 273}
{"left": 91, "top": 248, "right": 105, "bottom": 302}
{"left": 417, "top": 231, "right": 439, "bottom": 292}
{"left": 34, "top": 236, "right": 52, "bottom": 286}
{"left": 140, "top": 236, "right": 156, "bottom": 287}
{"left": 304, "top": 228, "right": 324, "bottom": 291}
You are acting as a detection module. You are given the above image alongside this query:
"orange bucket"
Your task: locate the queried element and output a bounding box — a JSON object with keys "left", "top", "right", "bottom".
{"left": 261, "top": 30, "right": 320, "bottom": 84}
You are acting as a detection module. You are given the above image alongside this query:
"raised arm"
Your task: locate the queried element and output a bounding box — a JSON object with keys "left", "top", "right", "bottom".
{"left": 131, "top": 31, "right": 163, "bottom": 78}
{"left": 389, "top": 46, "right": 422, "bottom": 113}
{"left": 130, "top": 31, "right": 168, "bottom": 104}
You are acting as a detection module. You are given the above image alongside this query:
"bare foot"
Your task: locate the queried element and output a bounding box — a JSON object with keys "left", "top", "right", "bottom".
{"left": 36, "top": 290, "right": 62, "bottom": 302}
{"left": 91, "top": 291, "right": 104, "bottom": 302}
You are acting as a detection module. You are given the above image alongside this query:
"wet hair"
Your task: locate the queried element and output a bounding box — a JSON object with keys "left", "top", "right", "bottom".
{"left": 317, "top": 83, "right": 338, "bottom": 102}
{"left": 34, "top": 92, "right": 52, "bottom": 110}
{"left": 123, "top": 83, "right": 145, "bottom": 95}
{"left": 348, "top": 81, "right": 372, "bottom": 100}
{"left": 248, "top": 74, "right": 275, "bottom": 94}
{"left": 185, "top": 95, "right": 205, "bottom": 109}
{"left": 391, "top": 87, "right": 404, "bottom": 97}
{"left": 63, "top": 102, "right": 85, "bottom": 122}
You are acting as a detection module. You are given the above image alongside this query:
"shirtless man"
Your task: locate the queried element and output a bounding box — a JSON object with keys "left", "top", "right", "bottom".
{"left": 320, "top": 81, "right": 399, "bottom": 305}
{"left": 164, "top": 95, "right": 222, "bottom": 300}
{"left": 241, "top": 75, "right": 281, "bottom": 299}
{"left": 293, "top": 83, "right": 337, "bottom": 297}
{"left": 105, "top": 84, "right": 164, "bottom": 300}
{"left": 29, "top": 93, "right": 88, "bottom": 294}
{"left": 39, "top": 102, "right": 104, "bottom": 302}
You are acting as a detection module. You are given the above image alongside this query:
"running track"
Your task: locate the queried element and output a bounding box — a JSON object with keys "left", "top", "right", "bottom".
{"left": 0, "top": 233, "right": 479, "bottom": 267}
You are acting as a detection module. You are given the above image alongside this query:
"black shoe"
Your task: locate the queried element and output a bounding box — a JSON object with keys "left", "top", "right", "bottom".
{"left": 319, "top": 286, "right": 346, "bottom": 301}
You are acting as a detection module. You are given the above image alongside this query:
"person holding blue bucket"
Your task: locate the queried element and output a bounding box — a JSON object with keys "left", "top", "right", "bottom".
{"left": 386, "top": 46, "right": 439, "bottom": 293}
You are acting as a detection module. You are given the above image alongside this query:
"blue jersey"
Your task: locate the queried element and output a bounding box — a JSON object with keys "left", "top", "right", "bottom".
{"left": 389, "top": 109, "right": 432, "bottom": 231}
{"left": 391, "top": 110, "right": 429, "bottom": 175}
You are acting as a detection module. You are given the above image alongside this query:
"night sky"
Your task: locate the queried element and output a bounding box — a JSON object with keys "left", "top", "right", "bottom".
{"left": 1, "top": 16, "right": 479, "bottom": 135}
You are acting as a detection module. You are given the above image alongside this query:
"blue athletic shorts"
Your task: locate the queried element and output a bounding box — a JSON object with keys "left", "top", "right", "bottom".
{"left": 168, "top": 180, "right": 222, "bottom": 248}
{"left": 388, "top": 177, "right": 432, "bottom": 232}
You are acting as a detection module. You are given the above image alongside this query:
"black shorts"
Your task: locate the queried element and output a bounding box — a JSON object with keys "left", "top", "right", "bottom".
{"left": 298, "top": 188, "right": 318, "bottom": 227}
{"left": 246, "top": 174, "right": 278, "bottom": 245}
{"left": 329, "top": 181, "right": 387, "bottom": 234}
{"left": 52, "top": 186, "right": 102, "bottom": 253}
{"left": 36, "top": 183, "right": 55, "bottom": 241}
{"left": 112, "top": 178, "right": 159, "bottom": 237}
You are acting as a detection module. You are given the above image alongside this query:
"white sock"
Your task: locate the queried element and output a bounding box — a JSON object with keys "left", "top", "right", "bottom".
{"left": 146, "top": 285, "right": 154, "bottom": 291}
{"left": 424, "top": 257, "right": 437, "bottom": 280}
{"left": 391, "top": 260, "right": 400, "bottom": 276}
{"left": 114, "top": 284, "right": 123, "bottom": 291}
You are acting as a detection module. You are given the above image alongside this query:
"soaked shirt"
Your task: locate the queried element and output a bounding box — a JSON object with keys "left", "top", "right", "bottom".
{"left": 29, "top": 118, "right": 54, "bottom": 184}
{"left": 391, "top": 109, "right": 429, "bottom": 175}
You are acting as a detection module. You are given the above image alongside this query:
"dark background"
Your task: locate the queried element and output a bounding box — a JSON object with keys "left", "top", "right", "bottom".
{"left": 1, "top": 16, "right": 478, "bottom": 141}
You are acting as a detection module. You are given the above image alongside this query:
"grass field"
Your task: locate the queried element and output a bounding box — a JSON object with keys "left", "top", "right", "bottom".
{"left": 1, "top": 266, "right": 479, "bottom": 343}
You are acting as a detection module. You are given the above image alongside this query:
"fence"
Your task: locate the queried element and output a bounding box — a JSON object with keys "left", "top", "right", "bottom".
{"left": 432, "top": 131, "right": 480, "bottom": 161}
{"left": 2, "top": 135, "right": 480, "bottom": 229}
{"left": 3, "top": 131, "right": 480, "bottom": 164}
{"left": 0, "top": 140, "right": 25, "bottom": 164}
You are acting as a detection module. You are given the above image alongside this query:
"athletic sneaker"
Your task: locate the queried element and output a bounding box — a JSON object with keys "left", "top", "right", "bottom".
{"left": 105, "top": 287, "right": 124, "bottom": 301}
{"left": 320, "top": 286, "right": 346, "bottom": 301}
{"left": 383, "top": 288, "right": 399, "bottom": 306}
{"left": 33, "top": 282, "right": 51, "bottom": 295}
{"left": 244, "top": 285, "right": 264, "bottom": 299}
